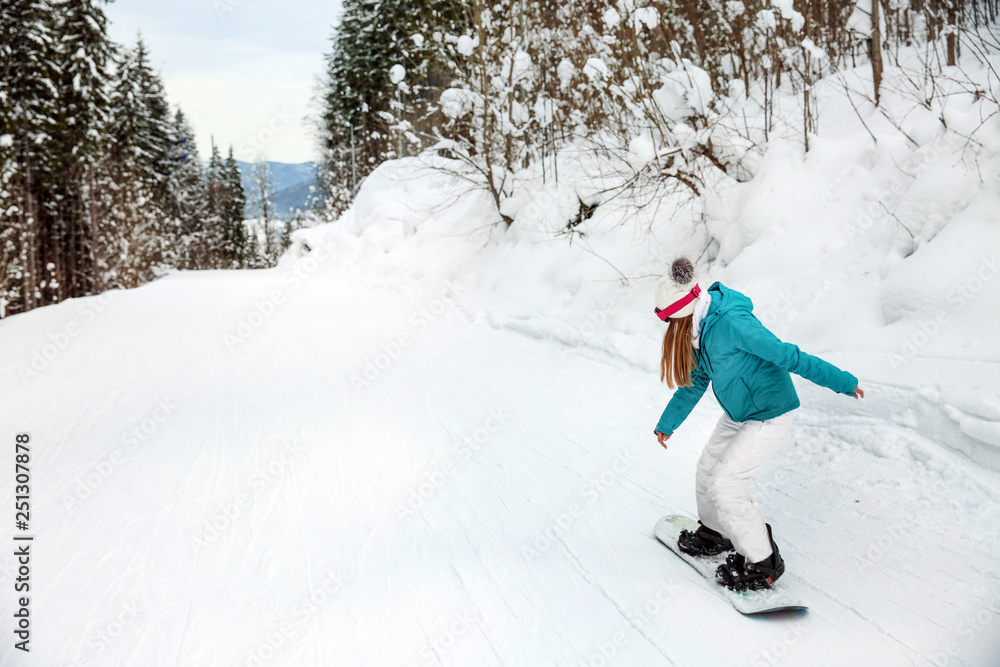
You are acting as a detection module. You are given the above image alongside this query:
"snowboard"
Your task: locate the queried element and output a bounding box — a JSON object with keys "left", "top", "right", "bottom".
{"left": 654, "top": 514, "right": 807, "bottom": 615}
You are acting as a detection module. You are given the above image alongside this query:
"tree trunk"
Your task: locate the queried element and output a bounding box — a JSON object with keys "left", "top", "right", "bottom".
{"left": 736, "top": 14, "right": 749, "bottom": 97}
{"left": 871, "top": 0, "right": 883, "bottom": 106}
{"left": 803, "top": 5, "right": 812, "bottom": 152}
{"left": 947, "top": 2, "right": 957, "bottom": 66}
{"left": 684, "top": 0, "right": 708, "bottom": 63}
{"left": 21, "top": 140, "right": 39, "bottom": 312}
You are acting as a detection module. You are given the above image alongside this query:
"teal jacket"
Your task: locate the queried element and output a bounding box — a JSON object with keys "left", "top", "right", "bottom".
{"left": 655, "top": 282, "right": 857, "bottom": 435}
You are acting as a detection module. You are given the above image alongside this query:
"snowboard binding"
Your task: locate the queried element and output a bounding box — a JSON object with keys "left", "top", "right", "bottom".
{"left": 716, "top": 524, "right": 784, "bottom": 591}
{"left": 677, "top": 521, "right": 734, "bottom": 557}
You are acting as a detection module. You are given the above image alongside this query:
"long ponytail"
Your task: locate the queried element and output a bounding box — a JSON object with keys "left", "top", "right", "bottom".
{"left": 660, "top": 315, "right": 696, "bottom": 388}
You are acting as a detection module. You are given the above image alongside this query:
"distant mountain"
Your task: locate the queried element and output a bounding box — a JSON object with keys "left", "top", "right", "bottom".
{"left": 236, "top": 161, "right": 318, "bottom": 220}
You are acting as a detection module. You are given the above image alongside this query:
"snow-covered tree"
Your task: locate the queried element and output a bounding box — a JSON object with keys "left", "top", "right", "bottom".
{"left": 164, "top": 109, "right": 215, "bottom": 269}
{"left": 222, "top": 147, "right": 249, "bottom": 268}
{"left": 250, "top": 157, "right": 276, "bottom": 266}
{"left": 1, "top": 1, "right": 261, "bottom": 318}
{"left": 107, "top": 36, "right": 173, "bottom": 192}
{"left": 47, "top": 0, "right": 115, "bottom": 298}
{"left": 281, "top": 207, "right": 307, "bottom": 252}
{"left": 0, "top": 0, "right": 59, "bottom": 315}
{"left": 90, "top": 35, "right": 180, "bottom": 287}
{"left": 316, "top": 0, "right": 467, "bottom": 216}
{"left": 0, "top": 0, "right": 115, "bottom": 309}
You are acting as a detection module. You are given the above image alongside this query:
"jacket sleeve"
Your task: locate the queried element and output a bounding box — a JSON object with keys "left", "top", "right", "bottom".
{"left": 654, "top": 359, "right": 710, "bottom": 435}
{"left": 730, "top": 313, "right": 858, "bottom": 395}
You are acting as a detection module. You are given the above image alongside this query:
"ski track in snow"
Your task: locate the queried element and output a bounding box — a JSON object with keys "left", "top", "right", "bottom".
{"left": 1, "top": 262, "right": 999, "bottom": 667}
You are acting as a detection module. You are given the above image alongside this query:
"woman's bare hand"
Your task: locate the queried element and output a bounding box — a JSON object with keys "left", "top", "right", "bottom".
{"left": 656, "top": 431, "right": 672, "bottom": 449}
{"left": 853, "top": 387, "right": 865, "bottom": 399}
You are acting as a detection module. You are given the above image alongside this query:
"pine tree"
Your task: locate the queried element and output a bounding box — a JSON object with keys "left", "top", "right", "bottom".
{"left": 222, "top": 147, "right": 248, "bottom": 268}
{"left": 317, "top": 0, "right": 467, "bottom": 216}
{"left": 204, "top": 138, "right": 241, "bottom": 268}
{"left": 97, "top": 40, "right": 151, "bottom": 287}
{"left": 44, "top": 0, "right": 114, "bottom": 300}
{"left": 0, "top": 0, "right": 58, "bottom": 315}
{"left": 165, "top": 109, "right": 213, "bottom": 269}
{"left": 250, "top": 157, "right": 275, "bottom": 266}
{"left": 206, "top": 138, "right": 225, "bottom": 223}
{"left": 97, "top": 35, "right": 188, "bottom": 285}
{"left": 128, "top": 35, "right": 173, "bottom": 194}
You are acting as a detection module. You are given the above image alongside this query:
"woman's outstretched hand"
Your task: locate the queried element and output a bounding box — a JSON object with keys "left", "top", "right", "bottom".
{"left": 656, "top": 431, "right": 672, "bottom": 449}
{"left": 853, "top": 386, "right": 865, "bottom": 399}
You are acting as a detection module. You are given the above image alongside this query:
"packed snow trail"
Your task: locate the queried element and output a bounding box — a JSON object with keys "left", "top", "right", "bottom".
{"left": 2, "top": 255, "right": 999, "bottom": 667}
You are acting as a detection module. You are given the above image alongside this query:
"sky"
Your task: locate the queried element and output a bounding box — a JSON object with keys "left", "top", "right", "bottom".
{"left": 104, "top": 0, "right": 344, "bottom": 164}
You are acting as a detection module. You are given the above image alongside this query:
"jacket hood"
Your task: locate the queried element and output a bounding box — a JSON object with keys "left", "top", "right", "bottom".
{"left": 704, "top": 282, "right": 754, "bottom": 328}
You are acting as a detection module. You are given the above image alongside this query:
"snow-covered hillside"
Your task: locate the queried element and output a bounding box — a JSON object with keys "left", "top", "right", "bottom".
{"left": 2, "top": 60, "right": 1000, "bottom": 666}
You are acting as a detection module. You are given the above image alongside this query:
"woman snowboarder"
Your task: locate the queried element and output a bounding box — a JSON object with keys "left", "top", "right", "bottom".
{"left": 653, "top": 258, "right": 863, "bottom": 591}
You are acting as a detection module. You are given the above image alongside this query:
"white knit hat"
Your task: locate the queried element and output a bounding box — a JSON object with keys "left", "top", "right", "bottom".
{"left": 654, "top": 258, "right": 701, "bottom": 320}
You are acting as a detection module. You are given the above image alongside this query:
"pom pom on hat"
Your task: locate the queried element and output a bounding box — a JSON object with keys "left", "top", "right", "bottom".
{"left": 670, "top": 257, "right": 695, "bottom": 285}
{"left": 655, "top": 258, "right": 700, "bottom": 319}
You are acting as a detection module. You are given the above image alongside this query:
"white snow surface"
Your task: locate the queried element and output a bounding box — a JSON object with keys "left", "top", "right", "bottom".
{"left": 3, "top": 62, "right": 1000, "bottom": 666}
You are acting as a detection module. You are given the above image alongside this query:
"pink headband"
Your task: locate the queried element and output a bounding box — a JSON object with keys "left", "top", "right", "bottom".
{"left": 654, "top": 284, "right": 701, "bottom": 321}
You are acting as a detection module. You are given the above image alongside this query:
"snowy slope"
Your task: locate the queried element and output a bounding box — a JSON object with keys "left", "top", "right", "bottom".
{"left": 3, "top": 60, "right": 1000, "bottom": 666}
{"left": 1, "top": 241, "right": 999, "bottom": 666}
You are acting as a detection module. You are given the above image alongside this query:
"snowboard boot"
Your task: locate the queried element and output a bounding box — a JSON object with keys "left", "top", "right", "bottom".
{"left": 678, "top": 521, "right": 734, "bottom": 557}
{"left": 715, "top": 523, "right": 785, "bottom": 591}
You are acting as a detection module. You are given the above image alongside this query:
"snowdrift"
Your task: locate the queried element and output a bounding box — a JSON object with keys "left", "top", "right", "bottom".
{"left": 292, "top": 60, "right": 1000, "bottom": 472}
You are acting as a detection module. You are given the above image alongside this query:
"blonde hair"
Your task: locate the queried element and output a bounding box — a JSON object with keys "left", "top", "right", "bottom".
{"left": 660, "top": 315, "right": 696, "bottom": 389}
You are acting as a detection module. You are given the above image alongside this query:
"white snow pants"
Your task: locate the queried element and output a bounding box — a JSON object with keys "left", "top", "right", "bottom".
{"left": 695, "top": 411, "right": 795, "bottom": 563}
